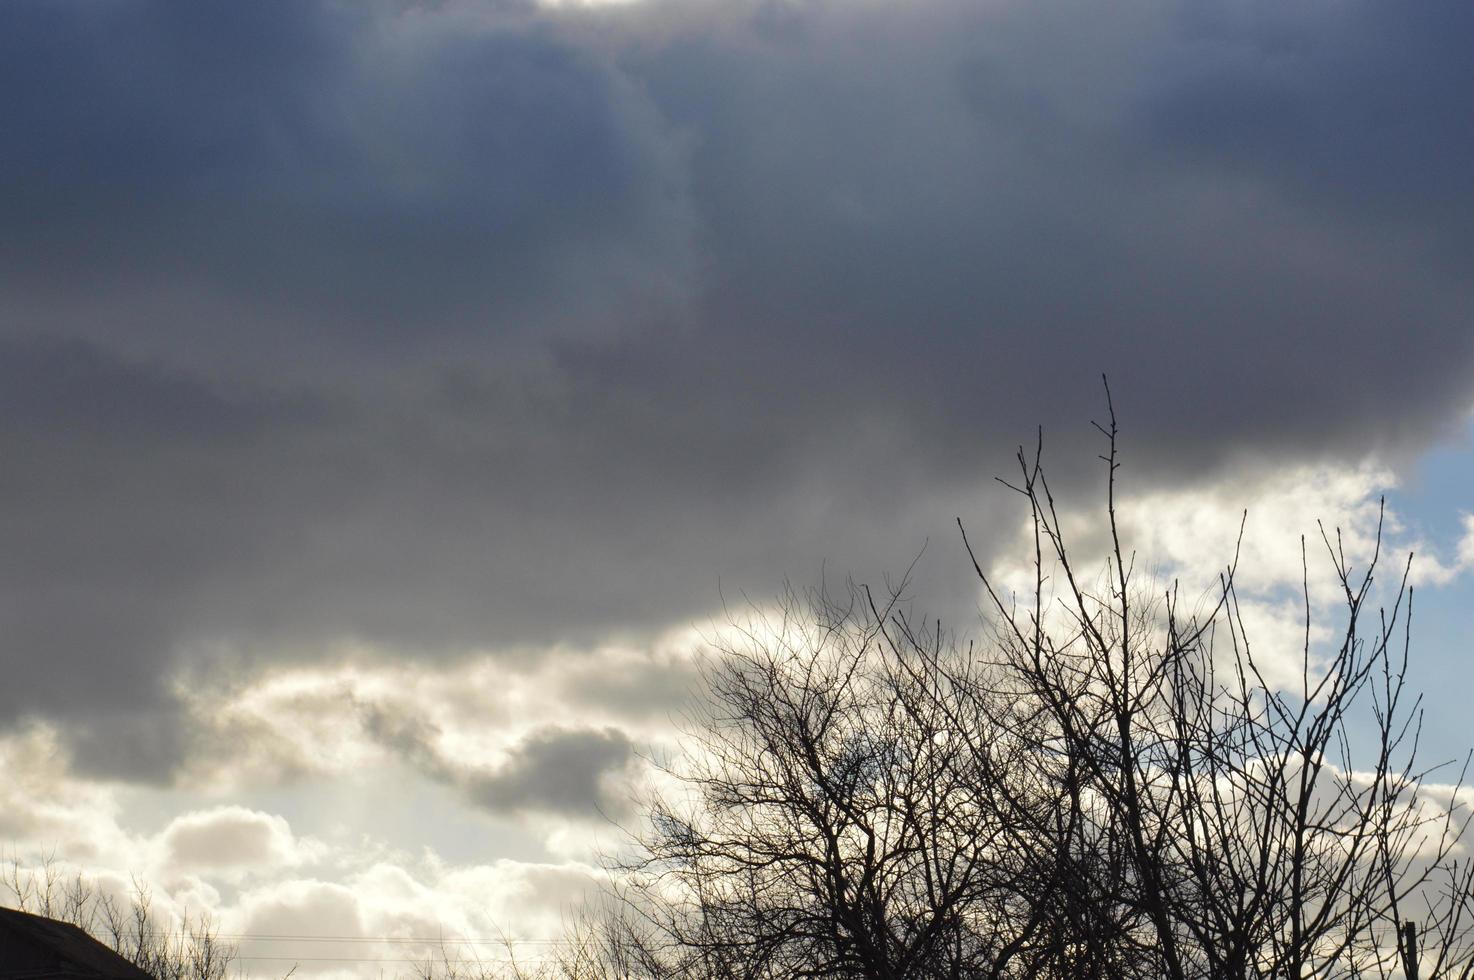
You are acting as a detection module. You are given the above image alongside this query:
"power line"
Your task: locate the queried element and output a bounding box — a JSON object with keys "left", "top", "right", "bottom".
{"left": 225, "top": 935, "right": 568, "bottom": 945}
{"left": 93, "top": 930, "right": 574, "bottom": 946}
{"left": 233, "top": 955, "right": 556, "bottom": 964}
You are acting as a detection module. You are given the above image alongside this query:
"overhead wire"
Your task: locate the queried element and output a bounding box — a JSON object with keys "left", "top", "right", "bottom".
{"left": 90, "top": 929, "right": 575, "bottom": 945}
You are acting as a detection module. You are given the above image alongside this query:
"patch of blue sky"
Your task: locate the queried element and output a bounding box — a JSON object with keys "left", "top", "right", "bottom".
{"left": 1385, "top": 418, "right": 1474, "bottom": 767}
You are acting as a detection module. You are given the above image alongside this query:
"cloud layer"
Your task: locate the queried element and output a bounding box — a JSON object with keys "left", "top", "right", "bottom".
{"left": 0, "top": 0, "right": 1471, "bottom": 790}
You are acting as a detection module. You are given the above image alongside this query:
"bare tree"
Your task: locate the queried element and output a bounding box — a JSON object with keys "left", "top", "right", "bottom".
{"left": 581, "top": 393, "right": 1474, "bottom": 980}
{"left": 3, "top": 854, "right": 236, "bottom": 980}
{"left": 957, "top": 388, "right": 1474, "bottom": 980}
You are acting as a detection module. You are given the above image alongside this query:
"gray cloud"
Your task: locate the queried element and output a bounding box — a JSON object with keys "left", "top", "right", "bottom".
{"left": 0, "top": 0, "right": 1471, "bottom": 783}
{"left": 559, "top": 652, "right": 704, "bottom": 724}
{"left": 460, "top": 727, "right": 638, "bottom": 820}
{"left": 0, "top": 0, "right": 695, "bottom": 364}
{"left": 360, "top": 702, "right": 639, "bottom": 820}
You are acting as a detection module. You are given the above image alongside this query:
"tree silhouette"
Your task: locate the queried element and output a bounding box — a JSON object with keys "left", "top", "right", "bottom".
{"left": 584, "top": 394, "right": 1474, "bottom": 980}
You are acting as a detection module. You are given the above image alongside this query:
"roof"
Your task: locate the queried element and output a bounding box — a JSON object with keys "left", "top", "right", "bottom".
{"left": 0, "top": 907, "right": 154, "bottom": 980}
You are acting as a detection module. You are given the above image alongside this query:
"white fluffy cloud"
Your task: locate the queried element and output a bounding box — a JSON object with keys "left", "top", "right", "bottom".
{"left": 170, "top": 632, "right": 704, "bottom": 811}
{"left": 0, "top": 742, "right": 607, "bottom": 979}
{"left": 985, "top": 456, "right": 1474, "bottom": 691}
{"left": 160, "top": 807, "right": 321, "bottom": 879}
{"left": 0, "top": 725, "right": 140, "bottom": 865}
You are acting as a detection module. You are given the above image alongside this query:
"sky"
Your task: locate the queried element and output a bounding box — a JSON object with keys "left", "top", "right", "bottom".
{"left": 1, "top": 0, "right": 1472, "bottom": 976}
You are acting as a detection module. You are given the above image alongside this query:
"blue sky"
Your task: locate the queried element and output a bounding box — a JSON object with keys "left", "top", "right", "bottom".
{"left": 1387, "top": 419, "right": 1474, "bottom": 763}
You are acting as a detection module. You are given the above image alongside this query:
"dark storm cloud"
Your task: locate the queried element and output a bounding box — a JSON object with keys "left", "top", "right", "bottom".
{"left": 0, "top": 336, "right": 323, "bottom": 779}
{"left": 1, "top": 0, "right": 1472, "bottom": 782}
{"left": 0, "top": 0, "right": 693, "bottom": 354}
{"left": 1134, "top": 2, "right": 1474, "bottom": 242}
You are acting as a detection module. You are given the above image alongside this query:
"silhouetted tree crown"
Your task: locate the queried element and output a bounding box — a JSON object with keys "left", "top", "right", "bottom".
{"left": 584, "top": 394, "right": 1474, "bottom": 980}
